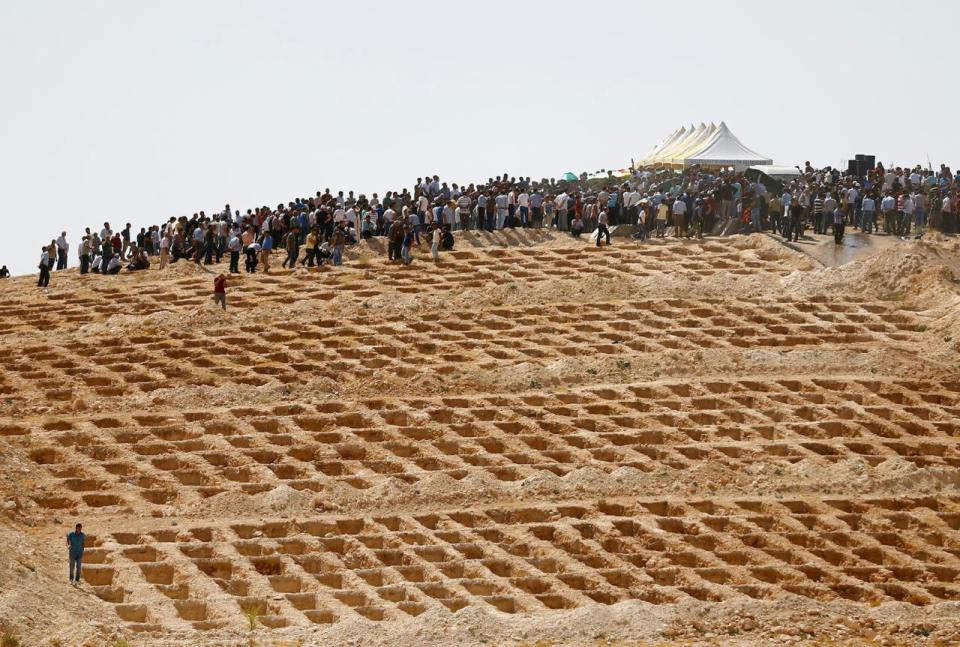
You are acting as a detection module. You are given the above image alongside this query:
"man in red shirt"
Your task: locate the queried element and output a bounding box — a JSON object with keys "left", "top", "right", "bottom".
{"left": 213, "top": 273, "right": 227, "bottom": 311}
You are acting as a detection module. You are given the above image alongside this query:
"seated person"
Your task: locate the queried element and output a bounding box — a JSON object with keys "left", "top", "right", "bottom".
{"left": 317, "top": 242, "right": 332, "bottom": 265}
{"left": 360, "top": 215, "right": 375, "bottom": 240}
{"left": 0, "top": 265, "right": 9, "bottom": 278}
{"left": 106, "top": 255, "right": 122, "bottom": 275}
{"left": 90, "top": 255, "right": 102, "bottom": 273}
{"left": 441, "top": 225, "right": 454, "bottom": 251}
{"left": 571, "top": 216, "right": 584, "bottom": 238}
{"left": 343, "top": 224, "right": 358, "bottom": 245}
{"left": 128, "top": 248, "right": 150, "bottom": 270}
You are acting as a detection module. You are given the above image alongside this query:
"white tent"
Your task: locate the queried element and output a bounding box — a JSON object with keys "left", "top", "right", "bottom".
{"left": 684, "top": 121, "right": 772, "bottom": 170}
{"left": 667, "top": 122, "right": 716, "bottom": 166}
{"left": 639, "top": 128, "right": 678, "bottom": 165}
{"left": 638, "top": 122, "right": 772, "bottom": 171}
{"left": 639, "top": 126, "right": 685, "bottom": 166}
{"left": 653, "top": 123, "right": 700, "bottom": 165}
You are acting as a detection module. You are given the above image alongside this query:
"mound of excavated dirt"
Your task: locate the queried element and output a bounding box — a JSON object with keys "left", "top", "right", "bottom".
{"left": 1, "top": 231, "right": 960, "bottom": 647}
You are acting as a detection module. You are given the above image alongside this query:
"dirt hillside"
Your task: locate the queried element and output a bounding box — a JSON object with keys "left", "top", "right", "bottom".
{"left": 1, "top": 230, "right": 960, "bottom": 646}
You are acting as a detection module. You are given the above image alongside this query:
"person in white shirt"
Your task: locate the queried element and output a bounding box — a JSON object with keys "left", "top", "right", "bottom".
{"left": 595, "top": 207, "right": 611, "bottom": 247}
{"left": 106, "top": 255, "right": 122, "bottom": 275}
{"left": 942, "top": 194, "right": 953, "bottom": 233}
{"left": 913, "top": 191, "right": 927, "bottom": 236}
{"left": 38, "top": 248, "right": 51, "bottom": 287}
{"left": 900, "top": 194, "right": 914, "bottom": 237}
{"left": 55, "top": 232, "right": 69, "bottom": 270}
{"left": 517, "top": 191, "right": 529, "bottom": 227}
{"left": 880, "top": 193, "right": 896, "bottom": 234}
{"left": 554, "top": 192, "right": 569, "bottom": 231}
{"left": 672, "top": 197, "right": 687, "bottom": 238}
{"left": 456, "top": 195, "right": 472, "bottom": 230}
{"left": 861, "top": 194, "right": 877, "bottom": 234}
{"left": 431, "top": 224, "right": 442, "bottom": 263}
{"left": 227, "top": 233, "right": 242, "bottom": 273}
{"left": 159, "top": 234, "right": 171, "bottom": 269}
{"left": 845, "top": 186, "right": 859, "bottom": 226}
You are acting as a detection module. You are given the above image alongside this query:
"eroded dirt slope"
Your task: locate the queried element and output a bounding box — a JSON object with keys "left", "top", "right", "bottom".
{"left": 1, "top": 231, "right": 960, "bottom": 646}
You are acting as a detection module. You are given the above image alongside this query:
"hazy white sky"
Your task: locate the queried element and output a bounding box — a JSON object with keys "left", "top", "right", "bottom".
{"left": 1, "top": 0, "right": 957, "bottom": 274}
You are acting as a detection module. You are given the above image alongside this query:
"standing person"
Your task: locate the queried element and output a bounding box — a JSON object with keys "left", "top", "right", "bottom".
{"left": 67, "top": 523, "right": 85, "bottom": 585}
{"left": 607, "top": 187, "right": 620, "bottom": 226}
{"left": 672, "top": 195, "right": 687, "bottom": 238}
{"left": 282, "top": 228, "right": 300, "bottom": 268}
{"left": 99, "top": 235, "right": 112, "bottom": 273}
{"left": 636, "top": 200, "right": 648, "bottom": 241}
{"left": 846, "top": 183, "right": 859, "bottom": 227}
{"left": 822, "top": 191, "right": 837, "bottom": 236}
{"left": 595, "top": 207, "right": 611, "bottom": 247}
{"left": 768, "top": 194, "right": 782, "bottom": 234}
{"left": 387, "top": 219, "right": 403, "bottom": 262}
{"left": 159, "top": 233, "right": 171, "bottom": 270}
{"left": 431, "top": 224, "right": 442, "bottom": 262}
{"left": 476, "top": 191, "right": 488, "bottom": 231}
{"left": 457, "top": 193, "right": 472, "bottom": 231}
{"left": 901, "top": 192, "right": 914, "bottom": 238}
{"left": 401, "top": 225, "right": 414, "bottom": 265}
{"left": 881, "top": 192, "right": 896, "bottom": 235}
{"left": 530, "top": 190, "right": 543, "bottom": 228}
{"left": 861, "top": 193, "right": 877, "bottom": 234}
{"left": 300, "top": 228, "right": 317, "bottom": 267}
{"left": 788, "top": 197, "right": 803, "bottom": 242}
{"left": 941, "top": 192, "right": 955, "bottom": 234}
{"left": 555, "top": 192, "right": 569, "bottom": 231}
{"left": 913, "top": 190, "right": 927, "bottom": 238}
{"left": 691, "top": 198, "right": 704, "bottom": 239}
{"left": 260, "top": 231, "right": 273, "bottom": 273}
{"left": 212, "top": 273, "right": 227, "bottom": 311}
{"left": 495, "top": 190, "right": 509, "bottom": 230}
{"left": 121, "top": 223, "right": 132, "bottom": 260}
{"left": 38, "top": 247, "right": 51, "bottom": 287}
{"left": 227, "top": 231, "right": 241, "bottom": 273}
{"left": 517, "top": 189, "right": 529, "bottom": 227}
{"left": 331, "top": 226, "right": 345, "bottom": 266}
{"left": 55, "top": 232, "right": 69, "bottom": 270}
{"left": 79, "top": 236, "right": 91, "bottom": 274}
{"left": 655, "top": 199, "right": 669, "bottom": 238}
{"left": 832, "top": 206, "right": 845, "bottom": 244}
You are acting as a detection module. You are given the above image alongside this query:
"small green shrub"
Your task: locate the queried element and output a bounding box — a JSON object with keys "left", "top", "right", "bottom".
{"left": 241, "top": 605, "right": 260, "bottom": 631}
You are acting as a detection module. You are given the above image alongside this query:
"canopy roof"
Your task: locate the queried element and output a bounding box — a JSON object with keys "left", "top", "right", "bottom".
{"left": 639, "top": 122, "right": 772, "bottom": 170}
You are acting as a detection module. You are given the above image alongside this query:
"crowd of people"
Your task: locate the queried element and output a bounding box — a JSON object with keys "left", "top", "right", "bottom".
{"left": 28, "top": 160, "right": 960, "bottom": 287}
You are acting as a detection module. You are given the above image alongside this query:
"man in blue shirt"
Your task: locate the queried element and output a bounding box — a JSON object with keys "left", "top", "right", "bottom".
{"left": 607, "top": 190, "right": 619, "bottom": 225}
{"left": 260, "top": 231, "right": 273, "bottom": 273}
{"left": 67, "top": 523, "right": 85, "bottom": 585}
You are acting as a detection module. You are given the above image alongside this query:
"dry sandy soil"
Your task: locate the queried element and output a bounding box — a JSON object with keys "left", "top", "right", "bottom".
{"left": 1, "top": 229, "right": 960, "bottom": 646}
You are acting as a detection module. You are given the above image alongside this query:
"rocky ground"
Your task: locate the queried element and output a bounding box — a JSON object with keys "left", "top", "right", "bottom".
{"left": 1, "top": 228, "right": 959, "bottom": 646}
